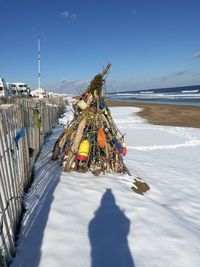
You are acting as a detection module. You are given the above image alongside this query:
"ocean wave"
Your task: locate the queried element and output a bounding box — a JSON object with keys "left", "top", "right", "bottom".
{"left": 131, "top": 95, "right": 200, "bottom": 99}
{"left": 111, "top": 90, "right": 200, "bottom": 102}
{"left": 181, "top": 89, "right": 199, "bottom": 93}
{"left": 140, "top": 91, "right": 154, "bottom": 94}
{"left": 116, "top": 93, "right": 135, "bottom": 96}
{"left": 111, "top": 93, "right": 200, "bottom": 100}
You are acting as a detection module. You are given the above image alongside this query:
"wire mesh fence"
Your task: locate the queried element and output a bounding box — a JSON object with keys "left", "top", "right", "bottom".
{"left": 0, "top": 97, "right": 65, "bottom": 266}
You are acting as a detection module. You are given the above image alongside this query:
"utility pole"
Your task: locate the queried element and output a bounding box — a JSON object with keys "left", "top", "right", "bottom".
{"left": 38, "top": 36, "right": 41, "bottom": 89}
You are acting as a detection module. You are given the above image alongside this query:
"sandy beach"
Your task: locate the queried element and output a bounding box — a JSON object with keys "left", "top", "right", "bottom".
{"left": 107, "top": 100, "right": 200, "bottom": 128}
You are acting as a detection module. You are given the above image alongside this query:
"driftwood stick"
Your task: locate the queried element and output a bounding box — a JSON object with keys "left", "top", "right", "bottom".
{"left": 71, "top": 119, "right": 86, "bottom": 153}
{"left": 100, "top": 63, "right": 112, "bottom": 78}
{"left": 64, "top": 118, "right": 86, "bottom": 171}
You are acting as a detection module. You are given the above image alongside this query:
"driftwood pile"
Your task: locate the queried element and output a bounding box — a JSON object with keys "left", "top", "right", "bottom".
{"left": 51, "top": 64, "right": 131, "bottom": 176}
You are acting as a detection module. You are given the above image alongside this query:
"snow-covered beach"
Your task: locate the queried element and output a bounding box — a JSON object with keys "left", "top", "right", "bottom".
{"left": 11, "top": 105, "right": 200, "bottom": 267}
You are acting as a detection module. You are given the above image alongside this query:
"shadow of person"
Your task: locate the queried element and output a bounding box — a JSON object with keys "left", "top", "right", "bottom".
{"left": 88, "top": 189, "right": 135, "bottom": 267}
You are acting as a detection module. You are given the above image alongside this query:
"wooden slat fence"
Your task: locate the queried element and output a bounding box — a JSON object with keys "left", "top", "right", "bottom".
{"left": 0, "top": 97, "right": 65, "bottom": 266}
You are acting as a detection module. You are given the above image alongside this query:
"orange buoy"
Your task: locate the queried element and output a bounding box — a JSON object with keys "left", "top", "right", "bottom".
{"left": 122, "top": 143, "right": 127, "bottom": 155}
{"left": 97, "top": 127, "right": 106, "bottom": 148}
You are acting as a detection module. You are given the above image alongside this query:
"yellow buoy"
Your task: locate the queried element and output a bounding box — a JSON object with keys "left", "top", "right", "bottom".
{"left": 78, "top": 140, "right": 90, "bottom": 157}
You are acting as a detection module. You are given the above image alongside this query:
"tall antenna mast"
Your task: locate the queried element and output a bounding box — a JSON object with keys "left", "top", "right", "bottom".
{"left": 38, "top": 36, "right": 41, "bottom": 89}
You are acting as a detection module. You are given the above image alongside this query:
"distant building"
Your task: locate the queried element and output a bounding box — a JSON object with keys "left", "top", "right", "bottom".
{"left": 8, "top": 82, "right": 31, "bottom": 97}
{"left": 31, "top": 87, "right": 49, "bottom": 98}
{"left": 0, "top": 77, "right": 10, "bottom": 98}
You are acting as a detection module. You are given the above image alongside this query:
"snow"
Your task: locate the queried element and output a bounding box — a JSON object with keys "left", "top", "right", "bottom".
{"left": 11, "top": 105, "right": 200, "bottom": 267}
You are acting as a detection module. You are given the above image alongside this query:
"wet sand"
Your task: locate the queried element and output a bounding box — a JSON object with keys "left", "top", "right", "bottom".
{"left": 107, "top": 101, "right": 200, "bottom": 128}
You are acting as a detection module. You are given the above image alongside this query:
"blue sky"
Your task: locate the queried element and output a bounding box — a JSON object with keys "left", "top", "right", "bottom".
{"left": 0, "top": 0, "right": 200, "bottom": 93}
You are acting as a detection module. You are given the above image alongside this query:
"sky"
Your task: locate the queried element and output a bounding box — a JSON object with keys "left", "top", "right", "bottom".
{"left": 0, "top": 0, "right": 200, "bottom": 93}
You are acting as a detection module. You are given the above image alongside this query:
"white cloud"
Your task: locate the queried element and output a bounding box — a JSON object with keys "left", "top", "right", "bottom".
{"left": 61, "top": 10, "right": 77, "bottom": 21}
{"left": 192, "top": 51, "right": 200, "bottom": 58}
{"left": 61, "top": 11, "right": 69, "bottom": 18}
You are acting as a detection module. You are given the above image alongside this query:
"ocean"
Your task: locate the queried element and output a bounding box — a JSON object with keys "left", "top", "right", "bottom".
{"left": 107, "top": 85, "right": 200, "bottom": 106}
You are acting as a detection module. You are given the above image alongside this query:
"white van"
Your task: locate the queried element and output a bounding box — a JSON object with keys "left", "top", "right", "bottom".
{"left": 0, "top": 77, "right": 10, "bottom": 98}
